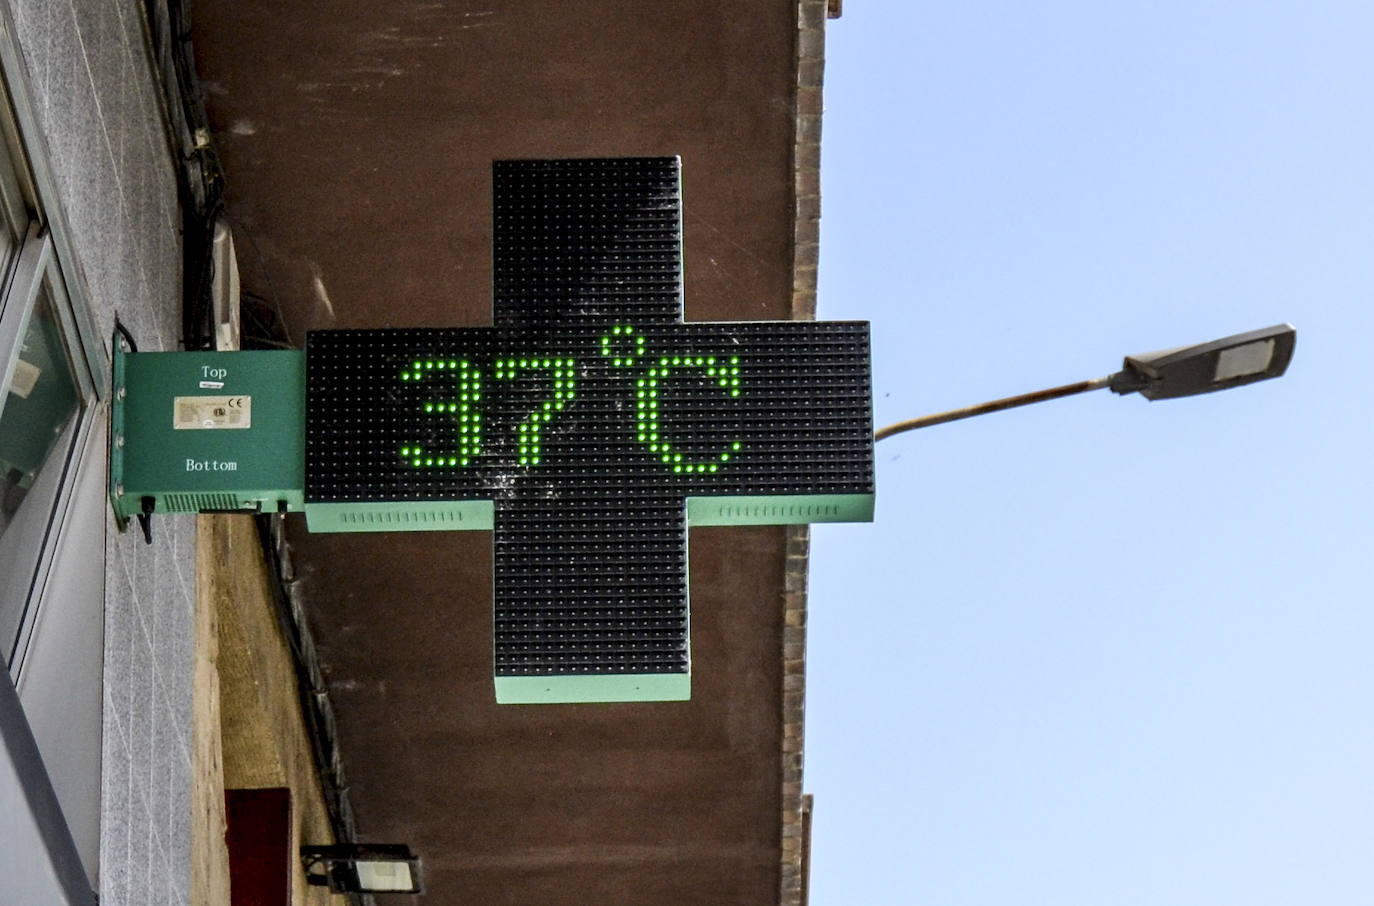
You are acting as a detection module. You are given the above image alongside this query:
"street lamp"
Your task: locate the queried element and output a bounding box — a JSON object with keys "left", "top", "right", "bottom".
{"left": 873, "top": 324, "right": 1295, "bottom": 442}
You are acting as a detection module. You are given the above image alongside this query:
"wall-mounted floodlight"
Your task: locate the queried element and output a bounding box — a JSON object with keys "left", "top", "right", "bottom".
{"left": 301, "top": 844, "right": 423, "bottom": 894}
{"left": 874, "top": 324, "right": 1296, "bottom": 441}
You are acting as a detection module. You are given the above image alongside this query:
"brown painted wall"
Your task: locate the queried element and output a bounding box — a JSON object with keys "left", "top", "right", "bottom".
{"left": 190, "top": 3, "right": 805, "bottom": 902}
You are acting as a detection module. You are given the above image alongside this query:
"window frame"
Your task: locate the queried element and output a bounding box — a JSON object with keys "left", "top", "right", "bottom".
{"left": 0, "top": 237, "right": 101, "bottom": 672}
{"left": 0, "top": 26, "right": 107, "bottom": 678}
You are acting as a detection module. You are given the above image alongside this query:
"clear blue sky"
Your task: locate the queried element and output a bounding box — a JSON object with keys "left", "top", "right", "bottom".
{"left": 808, "top": 4, "right": 1374, "bottom": 904}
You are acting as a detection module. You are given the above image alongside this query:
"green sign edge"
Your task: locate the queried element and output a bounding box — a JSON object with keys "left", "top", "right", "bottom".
{"left": 686, "top": 492, "right": 874, "bottom": 526}
{"left": 304, "top": 492, "right": 874, "bottom": 534}
{"left": 304, "top": 499, "right": 496, "bottom": 532}
{"left": 495, "top": 673, "right": 691, "bottom": 705}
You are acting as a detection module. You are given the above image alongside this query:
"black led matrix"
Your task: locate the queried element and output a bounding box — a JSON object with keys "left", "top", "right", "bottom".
{"left": 305, "top": 158, "right": 874, "bottom": 703}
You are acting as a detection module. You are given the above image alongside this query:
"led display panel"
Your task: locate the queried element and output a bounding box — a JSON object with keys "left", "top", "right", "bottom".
{"left": 304, "top": 158, "right": 874, "bottom": 703}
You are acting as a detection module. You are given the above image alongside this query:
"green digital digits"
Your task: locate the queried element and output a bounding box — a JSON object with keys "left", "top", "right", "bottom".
{"left": 601, "top": 324, "right": 742, "bottom": 474}
{"left": 399, "top": 358, "right": 482, "bottom": 467}
{"left": 399, "top": 325, "right": 739, "bottom": 471}
{"left": 496, "top": 357, "right": 576, "bottom": 466}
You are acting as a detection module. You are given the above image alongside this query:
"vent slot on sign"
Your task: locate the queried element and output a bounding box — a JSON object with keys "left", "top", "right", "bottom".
{"left": 716, "top": 503, "right": 839, "bottom": 520}
{"left": 163, "top": 492, "right": 244, "bottom": 513}
{"left": 338, "top": 509, "right": 465, "bottom": 527}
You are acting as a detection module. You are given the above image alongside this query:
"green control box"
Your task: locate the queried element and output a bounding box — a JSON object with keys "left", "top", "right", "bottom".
{"left": 109, "top": 347, "right": 305, "bottom": 521}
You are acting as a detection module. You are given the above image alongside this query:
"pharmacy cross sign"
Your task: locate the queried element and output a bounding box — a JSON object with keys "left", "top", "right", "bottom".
{"left": 304, "top": 158, "right": 874, "bottom": 704}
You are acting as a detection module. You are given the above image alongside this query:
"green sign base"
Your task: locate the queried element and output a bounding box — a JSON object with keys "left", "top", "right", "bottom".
{"left": 687, "top": 492, "right": 874, "bottom": 526}
{"left": 303, "top": 500, "right": 495, "bottom": 533}
{"left": 302, "top": 493, "right": 873, "bottom": 534}
{"left": 495, "top": 673, "right": 691, "bottom": 705}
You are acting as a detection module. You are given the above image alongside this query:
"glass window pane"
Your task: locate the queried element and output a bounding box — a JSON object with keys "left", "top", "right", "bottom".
{"left": 0, "top": 286, "right": 82, "bottom": 663}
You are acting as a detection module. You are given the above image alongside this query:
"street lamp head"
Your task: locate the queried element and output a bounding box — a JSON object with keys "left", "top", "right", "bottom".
{"left": 1109, "top": 323, "right": 1296, "bottom": 401}
{"left": 872, "top": 322, "right": 1298, "bottom": 442}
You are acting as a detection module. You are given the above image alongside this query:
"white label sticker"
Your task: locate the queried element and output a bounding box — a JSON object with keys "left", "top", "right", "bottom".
{"left": 174, "top": 395, "right": 252, "bottom": 430}
{"left": 10, "top": 359, "right": 40, "bottom": 399}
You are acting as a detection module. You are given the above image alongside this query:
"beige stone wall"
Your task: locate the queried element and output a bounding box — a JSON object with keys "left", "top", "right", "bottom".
{"left": 781, "top": 2, "right": 830, "bottom": 904}
{"left": 195, "top": 514, "right": 348, "bottom": 906}
{"left": 191, "top": 522, "right": 232, "bottom": 906}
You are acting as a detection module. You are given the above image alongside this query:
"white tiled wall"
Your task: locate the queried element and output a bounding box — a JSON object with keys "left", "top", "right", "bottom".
{"left": 7, "top": 0, "right": 189, "bottom": 903}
